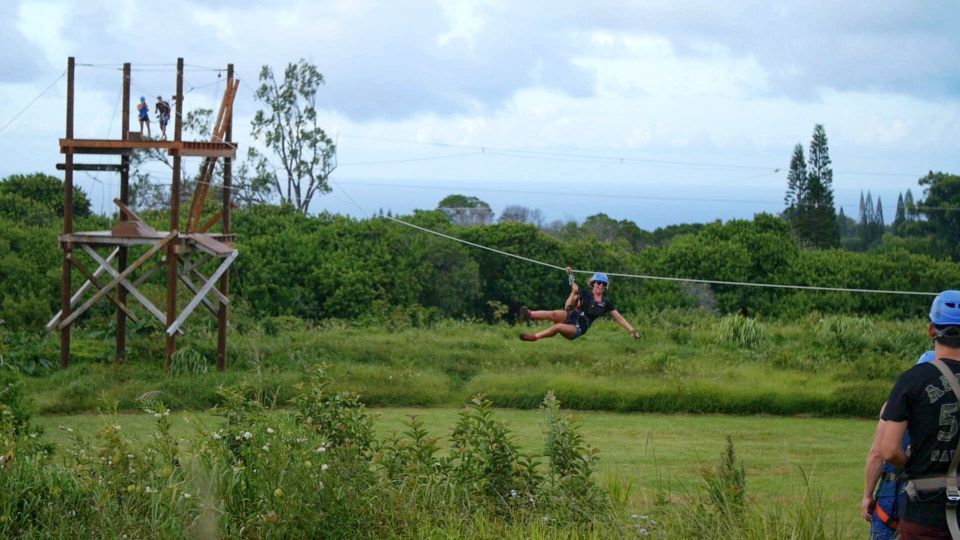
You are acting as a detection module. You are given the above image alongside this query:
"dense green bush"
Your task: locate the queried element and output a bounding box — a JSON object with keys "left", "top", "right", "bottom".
{"left": 2, "top": 180, "right": 958, "bottom": 334}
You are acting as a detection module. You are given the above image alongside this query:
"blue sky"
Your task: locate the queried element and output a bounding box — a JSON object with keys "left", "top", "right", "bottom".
{"left": 1, "top": 0, "right": 958, "bottom": 229}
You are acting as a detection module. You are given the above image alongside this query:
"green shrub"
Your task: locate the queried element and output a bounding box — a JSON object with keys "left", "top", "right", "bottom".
{"left": 717, "top": 314, "right": 766, "bottom": 348}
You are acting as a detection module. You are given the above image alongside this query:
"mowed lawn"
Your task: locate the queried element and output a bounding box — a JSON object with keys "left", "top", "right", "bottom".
{"left": 36, "top": 406, "right": 877, "bottom": 535}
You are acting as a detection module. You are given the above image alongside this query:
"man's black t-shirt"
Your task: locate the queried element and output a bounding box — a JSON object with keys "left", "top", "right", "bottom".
{"left": 577, "top": 291, "right": 614, "bottom": 324}
{"left": 883, "top": 359, "right": 960, "bottom": 527}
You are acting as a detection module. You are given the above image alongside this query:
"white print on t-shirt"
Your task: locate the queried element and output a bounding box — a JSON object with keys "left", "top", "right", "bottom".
{"left": 926, "top": 376, "right": 952, "bottom": 403}
{"left": 931, "top": 448, "right": 956, "bottom": 462}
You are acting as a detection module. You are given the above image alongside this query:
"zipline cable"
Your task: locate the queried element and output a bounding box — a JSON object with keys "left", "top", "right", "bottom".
{"left": 379, "top": 213, "right": 938, "bottom": 297}
{"left": 0, "top": 70, "right": 66, "bottom": 135}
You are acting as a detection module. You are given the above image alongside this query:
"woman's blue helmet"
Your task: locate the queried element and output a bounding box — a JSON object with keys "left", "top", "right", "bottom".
{"left": 140, "top": 96, "right": 145, "bottom": 101}
{"left": 930, "top": 290, "right": 960, "bottom": 326}
{"left": 589, "top": 273, "right": 609, "bottom": 286}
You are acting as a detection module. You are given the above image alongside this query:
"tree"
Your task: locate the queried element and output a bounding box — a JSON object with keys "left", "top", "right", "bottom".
{"left": 784, "top": 144, "right": 808, "bottom": 212}
{"left": 805, "top": 124, "right": 839, "bottom": 248}
{"left": 905, "top": 189, "right": 918, "bottom": 222}
{"left": 857, "top": 191, "right": 885, "bottom": 249}
{"left": 893, "top": 193, "right": 906, "bottom": 232}
{"left": 0, "top": 173, "right": 90, "bottom": 218}
{"left": 249, "top": 59, "right": 337, "bottom": 212}
{"left": 437, "top": 195, "right": 494, "bottom": 226}
{"left": 783, "top": 143, "right": 813, "bottom": 241}
{"left": 918, "top": 171, "right": 960, "bottom": 259}
{"left": 498, "top": 205, "right": 544, "bottom": 227}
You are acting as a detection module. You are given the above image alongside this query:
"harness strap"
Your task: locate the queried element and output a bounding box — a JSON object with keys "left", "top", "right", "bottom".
{"left": 930, "top": 359, "right": 960, "bottom": 540}
{"left": 875, "top": 502, "right": 900, "bottom": 530}
{"left": 882, "top": 472, "right": 899, "bottom": 482}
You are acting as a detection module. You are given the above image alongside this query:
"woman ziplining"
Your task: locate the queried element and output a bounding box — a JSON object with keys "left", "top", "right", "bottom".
{"left": 518, "top": 271, "right": 640, "bottom": 342}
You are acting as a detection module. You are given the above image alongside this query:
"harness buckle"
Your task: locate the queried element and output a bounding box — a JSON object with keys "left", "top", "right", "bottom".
{"left": 947, "top": 487, "right": 960, "bottom": 504}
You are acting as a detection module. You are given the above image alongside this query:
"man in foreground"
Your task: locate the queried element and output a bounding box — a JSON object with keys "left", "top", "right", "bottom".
{"left": 881, "top": 290, "right": 960, "bottom": 539}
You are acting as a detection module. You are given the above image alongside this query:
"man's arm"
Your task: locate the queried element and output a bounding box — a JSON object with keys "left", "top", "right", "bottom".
{"left": 862, "top": 404, "right": 887, "bottom": 521}
{"left": 880, "top": 419, "right": 908, "bottom": 468}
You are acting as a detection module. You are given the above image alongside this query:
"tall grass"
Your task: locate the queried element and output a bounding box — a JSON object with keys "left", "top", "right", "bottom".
{"left": 8, "top": 308, "right": 930, "bottom": 417}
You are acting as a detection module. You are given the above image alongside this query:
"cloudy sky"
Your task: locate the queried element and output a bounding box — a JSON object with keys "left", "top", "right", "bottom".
{"left": 2, "top": 0, "right": 958, "bottom": 229}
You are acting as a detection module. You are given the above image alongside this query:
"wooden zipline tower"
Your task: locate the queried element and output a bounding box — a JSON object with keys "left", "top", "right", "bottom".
{"left": 50, "top": 57, "right": 239, "bottom": 373}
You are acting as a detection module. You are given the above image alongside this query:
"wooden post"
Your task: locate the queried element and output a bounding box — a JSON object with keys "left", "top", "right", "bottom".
{"left": 60, "top": 57, "right": 75, "bottom": 369}
{"left": 117, "top": 63, "right": 131, "bottom": 363}
{"left": 216, "top": 63, "right": 234, "bottom": 372}
{"left": 165, "top": 58, "right": 185, "bottom": 374}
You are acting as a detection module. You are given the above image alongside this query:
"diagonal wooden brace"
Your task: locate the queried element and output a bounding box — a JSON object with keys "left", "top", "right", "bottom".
{"left": 166, "top": 250, "right": 237, "bottom": 336}
{"left": 47, "top": 247, "right": 119, "bottom": 330}
{"left": 67, "top": 253, "right": 140, "bottom": 324}
{"left": 59, "top": 232, "right": 176, "bottom": 330}
{"left": 78, "top": 243, "right": 177, "bottom": 333}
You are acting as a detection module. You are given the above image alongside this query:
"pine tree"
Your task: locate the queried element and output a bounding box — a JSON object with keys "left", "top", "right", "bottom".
{"left": 806, "top": 124, "right": 839, "bottom": 248}
{"left": 783, "top": 143, "right": 811, "bottom": 240}
{"left": 894, "top": 193, "right": 906, "bottom": 229}
{"left": 905, "top": 189, "right": 918, "bottom": 222}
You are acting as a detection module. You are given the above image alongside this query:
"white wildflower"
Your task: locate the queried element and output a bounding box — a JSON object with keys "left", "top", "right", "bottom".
{"left": 243, "top": 432, "right": 252, "bottom": 440}
{"left": 267, "top": 428, "right": 275, "bottom": 434}
{"left": 212, "top": 432, "right": 222, "bottom": 440}
{"left": 321, "top": 464, "right": 328, "bottom": 472}
{"left": 113, "top": 425, "right": 122, "bottom": 430}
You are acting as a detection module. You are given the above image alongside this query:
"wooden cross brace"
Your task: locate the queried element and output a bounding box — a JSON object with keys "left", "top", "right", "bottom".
{"left": 58, "top": 232, "right": 176, "bottom": 330}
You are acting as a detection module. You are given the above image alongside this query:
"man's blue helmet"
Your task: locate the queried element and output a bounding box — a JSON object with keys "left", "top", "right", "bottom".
{"left": 589, "top": 273, "right": 609, "bottom": 285}
{"left": 930, "top": 290, "right": 960, "bottom": 326}
{"left": 140, "top": 96, "right": 145, "bottom": 101}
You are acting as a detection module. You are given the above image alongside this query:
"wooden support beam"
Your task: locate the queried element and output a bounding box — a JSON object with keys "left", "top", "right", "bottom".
{"left": 59, "top": 232, "right": 176, "bottom": 330}
{"left": 113, "top": 199, "right": 147, "bottom": 223}
{"left": 47, "top": 248, "right": 119, "bottom": 330}
{"left": 197, "top": 201, "right": 235, "bottom": 234}
{"left": 68, "top": 253, "right": 139, "bottom": 324}
{"left": 79, "top": 243, "right": 176, "bottom": 333}
{"left": 178, "top": 272, "right": 219, "bottom": 317}
{"left": 132, "top": 260, "right": 165, "bottom": 287}
{"left": 166, "top": 250, "right": 236, "bottom": 336}
{"left": 56, "top": 163, "right": 126, "bottom": 172}
{"left": 186, "top": 267, "right": 229, "bottom": 305}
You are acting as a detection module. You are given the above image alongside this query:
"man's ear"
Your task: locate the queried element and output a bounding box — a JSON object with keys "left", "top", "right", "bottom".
{"left": 930, "top": 323, "right": 937, "bottom": 337}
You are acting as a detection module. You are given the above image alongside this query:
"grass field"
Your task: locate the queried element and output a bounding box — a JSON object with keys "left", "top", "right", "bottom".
{"left": 23, "top": 311, "right": 925, "bottom": 419}
{"left": 9, "top": 311, "right": 919, "bottom": 537}
{"left": 35, "top": 405, "right": 877, "bottom": 537}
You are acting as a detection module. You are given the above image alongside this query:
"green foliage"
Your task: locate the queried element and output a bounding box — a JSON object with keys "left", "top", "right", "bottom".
{"left": 290, "top": 364, "right": 376, "bottom": 453}
{"left": 918, "top": 171, "right": 960, "bottom": 259}
{"left": 4, "top": 373, "right": 631, "bottom": 538}
{"left": 783, "top": 126, "right": 838, "bottom": 249}
{"left": 663, "top": 438, "right": 845, "bottom": 539}
{"left": 437, "top": 194, "right": 494, "bottom": 226}
{"left": 249, "top": 59, "right": 337, "bottom": 212}
{"left": 539, "top": 391, "right": 603, "bottom": 510}
{"left": 445, "top": 394, "right": 541, "bottom": 501}
{"left": 717, "top": 314, "right": 766, "bottom": 348}
{"left": 0, "top": 332, "right": 56, "bottom": 376}
{"left": 168, "top": 346, "right": 209, "bottom": 376}
{"left": 0, "top": 172, "right": 91, "bottom": 218}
